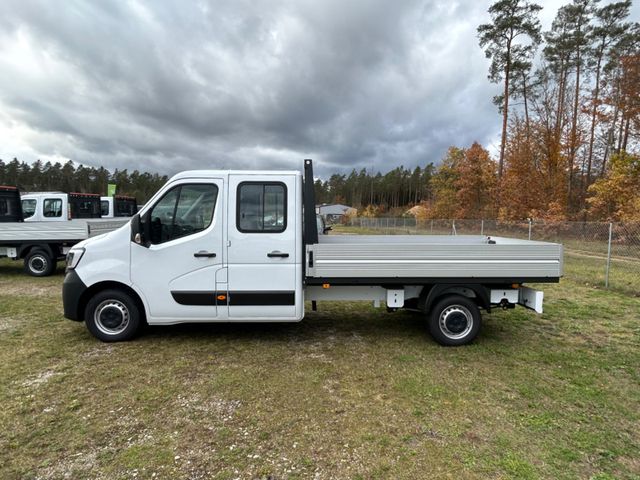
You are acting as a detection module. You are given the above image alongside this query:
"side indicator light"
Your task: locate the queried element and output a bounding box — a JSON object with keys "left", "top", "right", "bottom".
{"left": 322, "top": 283, "right": 330, "bottom": 289}
{"left": 217, "top": 294, "right": 227, "bottom": 301}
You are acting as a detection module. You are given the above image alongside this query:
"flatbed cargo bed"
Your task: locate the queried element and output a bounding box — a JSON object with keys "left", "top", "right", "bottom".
{"left": 306, "top": 235, "right": 563, "bottom": 283}
{"left": 0, "top": 218, "right": 130, "bottom": 243}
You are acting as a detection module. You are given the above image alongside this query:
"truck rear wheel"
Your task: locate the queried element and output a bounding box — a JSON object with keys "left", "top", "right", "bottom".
{"left": 428, "top": 295, "right": 481, "bottom": 346}
{"left": 24, "top": 249, "right": 56, "bottom": 277}
{"left": 84, "top": 289, "right": 141, "bottom": 342}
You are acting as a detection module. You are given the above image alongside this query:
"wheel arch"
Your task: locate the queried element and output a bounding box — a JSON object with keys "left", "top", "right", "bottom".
{"left": 18, "top": 243, "right": 54, "bottom": 259}
{"left": 77, "top": 281, "right": 147, "bottom": 324}
{"left": 420, "top": 284, "right": 491, "bottom": 313}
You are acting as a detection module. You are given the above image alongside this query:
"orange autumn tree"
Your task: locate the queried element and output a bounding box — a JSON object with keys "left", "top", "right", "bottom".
{"left": 429, "top": 147, "right": 464, "bottom": 218}
{"left": 454, "top": 142, "right": 498, "bottom": 218}
{"left": 429, "top": 144, "right": 497, "bottom": 219}
{"left": 588, "top": 152, "right": 640, "bottom": 221}
{"left": 500, "top": 118, "right": 568, "bottom": 220}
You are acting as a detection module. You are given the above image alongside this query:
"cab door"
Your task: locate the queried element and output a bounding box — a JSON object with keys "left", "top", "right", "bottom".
{"left": 130, "top": 179, "right": 224, "bottom": 323}
{"left": 226, "top": 173, "right": 302, "bottom": 320}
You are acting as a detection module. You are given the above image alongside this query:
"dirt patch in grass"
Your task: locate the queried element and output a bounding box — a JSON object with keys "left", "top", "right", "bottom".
{"left": 0, "top": 315, "right": 22, "bottom": 332}
{"left": 21, "top": 369, "right": 60, "bottom": 388}
{"left": 0, "top": 281, "right": 59, "bottom": 297}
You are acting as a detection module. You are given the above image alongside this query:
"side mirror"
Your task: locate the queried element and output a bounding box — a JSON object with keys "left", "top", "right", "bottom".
{"left": 130, "top": 213, "right": 142, "bottom": 244}
{"left": 323, "top": 226, "right": 332, "bottom": 234}
{"left": 130, "top": 213, "right": 150, "bottom": 247}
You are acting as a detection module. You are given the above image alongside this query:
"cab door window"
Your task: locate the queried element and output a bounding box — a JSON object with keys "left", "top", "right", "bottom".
{"left": 22, "top": 199, "right": 36, "bottom": 219}
{"left": 43, "top": 198, "right": 62, "bottom": 217}
{"left": 148, "top": 184, "right": 218, "bottom": 244}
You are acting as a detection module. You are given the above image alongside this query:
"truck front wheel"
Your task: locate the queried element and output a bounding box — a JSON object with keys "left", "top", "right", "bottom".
{"left": 428, "top": 295, "right": 481, "bottom": 346}
{"left": 24, "top": 249, "right": 56, "bottom": 277}
{"left": 84, "top": 289, "right": 141, "bottom": 342}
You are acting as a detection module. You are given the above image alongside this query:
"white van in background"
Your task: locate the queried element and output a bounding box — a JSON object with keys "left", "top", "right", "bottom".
{"left": 100, "top": 195, "right": 138, "bottom": 218}
{"left": 21, "top": 192, "right": 102, "bottom": 222}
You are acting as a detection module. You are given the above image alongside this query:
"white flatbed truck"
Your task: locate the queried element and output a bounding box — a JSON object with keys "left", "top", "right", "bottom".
{"left": 1, "top": 189, "right": 130, "bottom": 276}
{"left": 62, "top": 160, "right": 563, "bottom": 345}
{"left": 0, "top": 218, "right": 130, "bottom": 276}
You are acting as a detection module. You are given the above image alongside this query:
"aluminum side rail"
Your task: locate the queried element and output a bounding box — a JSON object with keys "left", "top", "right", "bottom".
{"left": 306, "top": 235, "right": 563, "bottom": 282}
{"left": 0, "top": 218, "right": 130, "bottom": 243}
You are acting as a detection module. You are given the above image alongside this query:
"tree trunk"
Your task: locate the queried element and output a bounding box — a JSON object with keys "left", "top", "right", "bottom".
{"left": 616, "top": 110, "right": 625, "bottom": 152}
{"left": 499, "top": 40, "right": 512, "bottom": 179}
{"left": 555, "top": 59, "right": 568, "bottom": 138}
{"left": 586, "top": 42, "right": 604, "bottom": 186}
{"left": 603, "top": 75, "right": 622, "bottom": 174}
{"left": 522, "top": 71, "right": 531, "bottom": 142}
{"left": 601, "top": 119, "right": 615, "bottom": 176}
{"left": 568, "top": 47, "right": 582, "bottom": 213}
{"left": 622, "top": 116, "right": 630, "bottom": 151}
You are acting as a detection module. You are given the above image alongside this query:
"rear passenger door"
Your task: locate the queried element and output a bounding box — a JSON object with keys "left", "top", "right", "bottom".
{"left": 41, "top": 195, "right": 67, "bottom": 222}
{"left": 226, "top": 174, "right": 301, "bottom": 320}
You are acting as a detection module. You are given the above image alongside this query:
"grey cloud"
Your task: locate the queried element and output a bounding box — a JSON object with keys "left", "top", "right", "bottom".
{"left": 0, "top": 0, "right": 529, "bottom": 178}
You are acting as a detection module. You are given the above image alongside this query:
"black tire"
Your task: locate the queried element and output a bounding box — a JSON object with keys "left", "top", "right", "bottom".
{"left": 428, "top": 295, "right": 482, "bottom": 346}
{"left": 84, "top": 289, "right": 142, "bottom": 342}
{"left": 24, "top": 249, "right": 56, "bottom": 277}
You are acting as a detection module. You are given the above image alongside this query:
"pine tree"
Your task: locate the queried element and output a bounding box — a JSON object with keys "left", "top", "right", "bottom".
{"left": 585, "top": 1, "right": 632, "bottom": 185}
{"left": 478, "top": 0, "right": 542, "bottom": 178}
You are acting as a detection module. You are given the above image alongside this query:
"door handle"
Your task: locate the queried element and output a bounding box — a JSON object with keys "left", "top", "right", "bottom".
{"left": 267, "top": 251, "right": 289, "bottom": 258}
{"left": 194, "top": 251, "right": 217, "bottom": 258}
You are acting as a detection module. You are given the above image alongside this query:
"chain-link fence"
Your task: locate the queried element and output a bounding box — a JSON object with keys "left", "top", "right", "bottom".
{"left": 343, "top": 218, "right": 640, "bottom": 295}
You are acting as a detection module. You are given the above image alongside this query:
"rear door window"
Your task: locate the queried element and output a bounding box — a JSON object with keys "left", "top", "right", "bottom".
{"left": 43, "top": 199, "right": 62, "bottom": 218}
{"left": 237, "top": 182, "right": 287, "bottom": 233}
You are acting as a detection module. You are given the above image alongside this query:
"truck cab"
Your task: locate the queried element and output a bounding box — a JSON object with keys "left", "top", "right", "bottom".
{"left": 21, "top": 192, "right": 102, "bottom": 222}
{"left": 0, "top": 186, "right": 23, "bottom": 222}
{"left": 100, "top": 195, "right": 138, "bottom": 218}
{"left": 64, "top": 169, "right": 303, "bottom": 338}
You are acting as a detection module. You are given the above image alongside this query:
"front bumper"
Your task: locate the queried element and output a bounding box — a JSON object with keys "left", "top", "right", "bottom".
{"left": 63, "top": 270, "right": 88, "bottom": 322}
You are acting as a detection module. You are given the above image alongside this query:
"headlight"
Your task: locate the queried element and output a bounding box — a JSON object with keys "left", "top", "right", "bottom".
{"left": 65, "top": 248, "right": 85, "bottom": 270}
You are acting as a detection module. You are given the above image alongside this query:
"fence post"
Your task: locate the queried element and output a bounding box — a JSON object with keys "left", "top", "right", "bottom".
{"left": 528, "top": 219, "right": 532, "bottom": 240}
{"left": 605, "top": 222, "right": 613, "bottom": 288}
{"left": 480, "top": 219, "right": 484, "bottom": 236}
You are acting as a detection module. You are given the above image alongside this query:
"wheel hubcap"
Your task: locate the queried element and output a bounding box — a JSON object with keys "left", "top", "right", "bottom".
{"left": 94, "top": 300, "right": 130, "bottom": 335}
{"left": 439, "top": 305, "right": 473, "bottom": 339}
{"left": 29, "top": 255, "right": 47, "bottom": 273}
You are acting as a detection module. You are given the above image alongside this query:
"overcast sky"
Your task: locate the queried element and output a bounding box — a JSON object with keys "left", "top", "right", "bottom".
{"left": 0, "top": 1, "right": 637, "bottom": 178}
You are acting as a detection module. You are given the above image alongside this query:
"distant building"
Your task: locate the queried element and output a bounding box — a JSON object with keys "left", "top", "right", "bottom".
{"left": 317, "top": 203, "right": 357, "bottom": 223}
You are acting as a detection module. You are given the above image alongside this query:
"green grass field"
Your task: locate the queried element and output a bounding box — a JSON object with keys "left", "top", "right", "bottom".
{"left": 1, "top": 257, "right": 639, "bottom": 479}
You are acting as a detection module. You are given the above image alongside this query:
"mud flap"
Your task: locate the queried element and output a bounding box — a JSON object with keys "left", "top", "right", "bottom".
{"left": 518, "top": 287, "right": 544, "bottom": 314}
